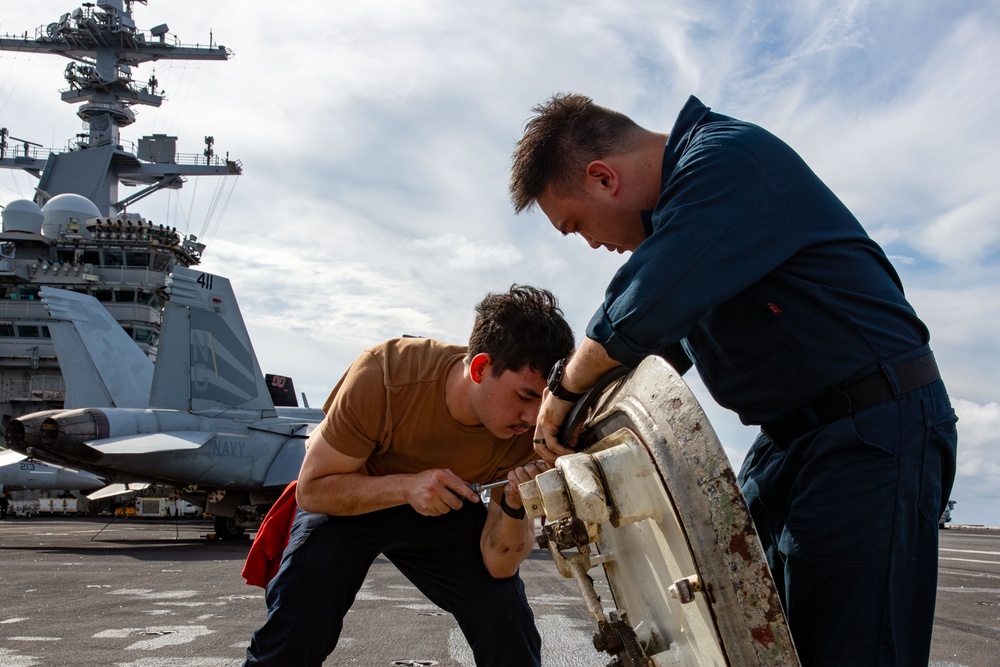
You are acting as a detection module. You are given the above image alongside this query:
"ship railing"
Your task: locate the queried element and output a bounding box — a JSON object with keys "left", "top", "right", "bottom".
{"left": 15, "top": 12, "right": 233, "bottom": 54}
{"left": 0, "top": 300, "right": 48, "bottom": 319}
{"left": 0, "top": 293, "right": 160, "bottom": 323}
{"left": 0, "top": 143, "right": 54, "bottom": 162}
{"left": 3, "top": 136, "right": 237, "bottom": 169}
{"left": 0, "top": 373, "right": 64, "bottom": 404}
{"left": 102, "top": 303, "right": 161, "bottom": 326}
{"left": 78, "top": 101, "right": 136, "bottom": 123}
{"left": 173, "top": 151, "right": 240, "bottom": 168}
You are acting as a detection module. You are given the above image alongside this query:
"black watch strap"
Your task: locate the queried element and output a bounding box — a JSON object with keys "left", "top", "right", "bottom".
{"left": 547, "top": 357, "right": 585, "bottom": 402}
{"left": 499, "top": 492, "right": 526, "bottom": 520}
{"left": 550, "top": 382, "right": 585, "bottom": 402}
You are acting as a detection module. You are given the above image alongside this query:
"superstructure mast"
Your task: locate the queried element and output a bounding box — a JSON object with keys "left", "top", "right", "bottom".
{"left": 0, "top": 0, "right": 241, "bottom": 216}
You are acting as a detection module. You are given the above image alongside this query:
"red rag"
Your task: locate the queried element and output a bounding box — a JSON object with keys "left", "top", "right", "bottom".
{"left": 241, "top": 480, "right": 298, "bottom": 588}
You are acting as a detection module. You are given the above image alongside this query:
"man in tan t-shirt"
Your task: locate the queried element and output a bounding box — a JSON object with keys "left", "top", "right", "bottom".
{"left": 244, "top": 285, "right": 575, "bottom": 667}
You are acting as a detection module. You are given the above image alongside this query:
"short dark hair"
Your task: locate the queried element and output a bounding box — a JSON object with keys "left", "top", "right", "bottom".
{"left": 467, "top": 284, "right": 574, "bottom": 378}
{"left": 509, "top": 93, "right": 643, "bottom": 214}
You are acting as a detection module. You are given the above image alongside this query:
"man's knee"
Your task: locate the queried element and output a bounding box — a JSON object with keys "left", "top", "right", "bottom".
{"left": 245, "top": 576, "right": 345, "bottom": 667}
{"left": 244, "top": 513, "right": 354, "bottom": 665}
{"left": 454, "top": 576, "right": 540, "bottom": 665}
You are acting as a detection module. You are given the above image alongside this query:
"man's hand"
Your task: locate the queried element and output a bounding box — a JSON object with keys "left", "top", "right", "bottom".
{"left": 404, "top": 468, "right": 481, "bottom": 516}
{"left": 496, "top": 460, "right": 551, "bottom": 510}
{"left": 533, "top": 338, "right": 622, "bottom": 464}
{"left": 533, "top": 393, "right": 576, "bottom": 464}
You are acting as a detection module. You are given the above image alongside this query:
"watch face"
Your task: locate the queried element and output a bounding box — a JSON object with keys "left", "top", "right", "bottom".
{"left": 547, "top": 358, "right": 566, "bottom": 391}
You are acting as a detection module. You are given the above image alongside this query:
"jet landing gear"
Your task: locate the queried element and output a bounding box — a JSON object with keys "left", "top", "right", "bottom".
{"left": 211, "top": 504, "right": 261, "bottom": 540}
{"left": 213, "top": 514, "right": 247, "bottom": 540}
{"left": 520, "top": 357, "right": 800, "bottom": 666}
{"left": 205, "top": 489, "right": 262, "bottom": 540}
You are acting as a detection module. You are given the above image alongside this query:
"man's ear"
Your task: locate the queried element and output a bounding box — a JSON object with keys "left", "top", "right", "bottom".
{"left": 469, "top": 353, "right": 491, "bottom": 383}
{"left": 586, "top": 160, "right": 619, "bottom": 195}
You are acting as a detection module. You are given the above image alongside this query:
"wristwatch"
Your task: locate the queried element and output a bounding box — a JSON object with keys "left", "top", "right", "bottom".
{"left": 499, "top": 492, "right": 526, "bottom": 520}
{"left": 547, "top": 357, "right": 585, "bottom": 402}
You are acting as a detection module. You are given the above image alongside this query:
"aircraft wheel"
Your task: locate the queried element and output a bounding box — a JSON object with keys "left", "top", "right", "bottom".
{"left": 522, "top": 356, "right": 800, "bottom": 666}
{"left": 213, "top": 514, "right": 247, "bottom": 540}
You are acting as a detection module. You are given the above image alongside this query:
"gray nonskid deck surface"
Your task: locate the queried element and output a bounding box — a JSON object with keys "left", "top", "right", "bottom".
{"left": 0, "top": 518, "right": 995, "bottom": 666}
{"left": 0, "top": 518, "right": 600, "bottom": 666}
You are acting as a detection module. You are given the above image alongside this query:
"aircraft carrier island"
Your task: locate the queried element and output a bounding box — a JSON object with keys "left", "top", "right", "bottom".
{"left": 0, "top": 0, "right": 240, "bottom": 427}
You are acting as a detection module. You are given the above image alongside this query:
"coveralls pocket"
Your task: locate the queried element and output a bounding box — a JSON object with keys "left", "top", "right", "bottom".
{"left": 282, "top": 508, "right": 328, "bottom": 558}
{"left": 918, "top": 391, "right": 958, "bottom": 522}
{"left": 778, "top": 415, "right": 897, "bottom": 564}
{"left": 689, "top": 286, "right": 785, "bottom": 375}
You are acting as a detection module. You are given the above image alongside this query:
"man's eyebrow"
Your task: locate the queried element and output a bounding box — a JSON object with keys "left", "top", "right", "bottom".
{"left": 523, "top": 388, "right": 543, "bottom": 399}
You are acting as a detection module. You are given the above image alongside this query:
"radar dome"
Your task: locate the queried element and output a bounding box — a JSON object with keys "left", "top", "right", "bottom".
{"left": 1, "top": 199, "right": 44, "bottom": 234}
{"left": 41, "top": 193, "right": 101, "bottom": 238}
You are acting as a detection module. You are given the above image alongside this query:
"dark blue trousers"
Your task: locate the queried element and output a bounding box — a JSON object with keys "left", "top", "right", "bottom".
{"left": 739, "top": 377, "right": 957, "bottom": 666}
{"left": 244, "top": 501, "right": 541, "bottom": 667}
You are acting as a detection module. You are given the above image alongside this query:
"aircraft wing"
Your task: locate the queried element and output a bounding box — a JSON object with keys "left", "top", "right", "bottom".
{"left": 0, "top": 457, "right": 105, "bottom": 491}
{"left": 87, "top": 483, "right": 152, "bottom": 500}
{"left": 0, "top": 448, "right": 26, "bottom": 465}
{"left": 88, "top": 431, "right": 215, "bottom": 454}
{"left": 262, "top": 438, "right": 306, "bottom": 488}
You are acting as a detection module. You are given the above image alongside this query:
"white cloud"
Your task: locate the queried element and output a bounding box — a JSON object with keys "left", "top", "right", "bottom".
{"left": 953, "top": 399, "right": 1000, "bottom": 477}
{"left": 401, "top": 235, "right": 522, "bottom": 271}
{"left": 906, "top": 284, "right": 1000, "bottom": 406}
{"left": 950, "top": 399, "right": 1000, "bottom": 527}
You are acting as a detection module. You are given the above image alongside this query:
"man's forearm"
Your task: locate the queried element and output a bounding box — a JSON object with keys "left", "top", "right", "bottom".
{"left": 296, "top": 472, "right": 410, "bottom": 516}
{"left": 298, "top": 463, "right": 481, "bottom": 517}
{"left": 562, "top": 337, "right": 621, "bottom": 394}
{"left": 481, "top": 500, "right": 535, "bottom": 578}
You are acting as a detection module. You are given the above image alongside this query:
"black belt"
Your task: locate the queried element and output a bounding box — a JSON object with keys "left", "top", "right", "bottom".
{"left": 761, "top": 351, "right": 940, "bottom": 447}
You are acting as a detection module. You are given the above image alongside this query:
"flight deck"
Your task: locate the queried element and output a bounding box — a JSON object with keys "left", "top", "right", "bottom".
{"left": 0, "top": 518, "right": 994, "bottom": 667}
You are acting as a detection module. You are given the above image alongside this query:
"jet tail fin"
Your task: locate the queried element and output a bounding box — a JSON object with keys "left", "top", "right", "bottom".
{"left": 265, "top": 374, "right": 298, "bottom": 407}
{"left": 40, "top": 288, "right": 154, "bottom": 409}
{"left": 151, "top": 267, "right": 275, "bottom": 413}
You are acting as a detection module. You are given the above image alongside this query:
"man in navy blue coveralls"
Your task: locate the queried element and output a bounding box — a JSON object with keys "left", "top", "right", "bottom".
{"left": 510, "top": 94, "right": 958, "bottom": 666}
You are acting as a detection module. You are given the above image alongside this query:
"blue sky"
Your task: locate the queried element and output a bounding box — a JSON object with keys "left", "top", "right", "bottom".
{"left": 2, "top": 1, "right": 998, "bottom": 526}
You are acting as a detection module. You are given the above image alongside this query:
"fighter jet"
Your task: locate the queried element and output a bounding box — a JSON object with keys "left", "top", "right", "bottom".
{"left": 0, "top": 288, "right": 150, "bottom": 495}
{"left": 4, "top": 266, "right": 323, "bottom": 538}
{"left": 0, "top": 449, "right": 105, "bottom": 492}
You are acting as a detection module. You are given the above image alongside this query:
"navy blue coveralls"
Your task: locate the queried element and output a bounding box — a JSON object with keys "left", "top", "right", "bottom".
{"left": 588, "top": 96, "right": 957, "bottom": 666}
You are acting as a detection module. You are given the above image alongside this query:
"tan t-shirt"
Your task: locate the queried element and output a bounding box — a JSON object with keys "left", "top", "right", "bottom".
{"left": 319, "top": 338, "right": 536, "bottom": 484}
